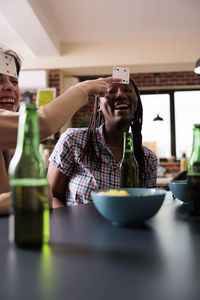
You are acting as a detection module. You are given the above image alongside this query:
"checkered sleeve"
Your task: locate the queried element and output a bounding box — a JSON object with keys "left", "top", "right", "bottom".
{"left": 49, "top": 129, "right": 75, "bottom": 176}
{"left": 150, "top": 152, "right": 158, "bottom": 187}
{"left": 143, "top": 146, "right": 158, "bottom": 187}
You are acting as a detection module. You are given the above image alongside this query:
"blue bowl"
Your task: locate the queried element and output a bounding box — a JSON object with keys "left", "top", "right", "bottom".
{"left": 168, "top": 180, "right": 189, "bottom": 203}
{"left": 91, "top": 188, "right": 166, "bottom": 226}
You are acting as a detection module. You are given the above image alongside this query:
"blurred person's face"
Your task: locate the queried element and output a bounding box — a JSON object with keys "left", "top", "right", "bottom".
{"left": 99, "top": 82, "right": 138, "bottom": 127}
{"left": 0, "top": 73, "right": 20, "bottom": 112}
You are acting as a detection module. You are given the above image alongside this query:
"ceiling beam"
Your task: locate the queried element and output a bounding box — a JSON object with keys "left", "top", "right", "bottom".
{"left": 0, "top": 0, "right": 60, "bottom": 56}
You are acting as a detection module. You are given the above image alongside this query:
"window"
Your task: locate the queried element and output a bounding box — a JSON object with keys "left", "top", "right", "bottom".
{"left": 140, "top": 89, "right": 200, "bottom": 160}
{"left": 141, "top": 93, "right": 171, "bottom": 159}
{"left": 174, "top": 90, "right": 200, "bottom": 159}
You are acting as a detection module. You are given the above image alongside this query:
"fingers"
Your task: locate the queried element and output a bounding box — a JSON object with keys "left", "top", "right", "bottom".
{"left": 103, "top": 77, "right": 122, "bottom": 83}
{"left": 96, "top": 77, "right": 122, "bottom": 96}
{"left": 87, "top": 77, "right": 122, "bottom": 97}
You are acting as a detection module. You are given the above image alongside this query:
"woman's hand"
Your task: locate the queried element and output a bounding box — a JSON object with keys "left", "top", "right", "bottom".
{"left": 77, "top": 77, "right": 122, "bottom": 97}
{"left": 0, "top": 192, "right": 11, "bottom": 215}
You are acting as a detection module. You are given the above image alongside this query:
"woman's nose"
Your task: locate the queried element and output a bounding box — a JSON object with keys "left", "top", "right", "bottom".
{"left": 3, "top": 78, "right": 14, "bottom": 90}
{"left": 116, "top": 88, "right": 126, "bottom": 98}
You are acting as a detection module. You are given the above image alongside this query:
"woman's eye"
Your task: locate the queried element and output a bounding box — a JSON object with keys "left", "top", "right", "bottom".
{"left": 124, "top": 88, "right": 132, "bottom": 93}
{"left": 108, "top": 89, "right": 117, "bottom": 94}
{"left": 12, "top": 80, "right": 18, "bottom": 85}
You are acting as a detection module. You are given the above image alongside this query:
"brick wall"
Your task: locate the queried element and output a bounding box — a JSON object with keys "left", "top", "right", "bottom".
{"left": 48, "top": 69, "right": 61, "bottom": 140}
{"left": 71, "top": 71, "right": 200, "bottom": 127}
{"left": 48, "top": 69, "right": 61, "bottom": 97}
{"left": 71, "top": 95, "right": 95, "bottom": 127}
{"left": 130, "top": 71, "right": 200, "bottom": 87}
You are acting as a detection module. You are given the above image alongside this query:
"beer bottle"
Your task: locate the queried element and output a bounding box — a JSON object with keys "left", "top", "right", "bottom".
{"left": 187, "top": 124, "right": 200, "bottom": 215}
{"left": 9, "top": 93, "right": 49, "bottom": 248}
{"left": 120, "top": 127, "right": 139, "bottom": 187}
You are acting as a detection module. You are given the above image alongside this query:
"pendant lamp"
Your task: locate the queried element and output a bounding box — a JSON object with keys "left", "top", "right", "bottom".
{"left": 153, "top": 114, "right": 163, "bottom": 121}
{"left": 194, "top": 59, "right": 200, "bottom": 74}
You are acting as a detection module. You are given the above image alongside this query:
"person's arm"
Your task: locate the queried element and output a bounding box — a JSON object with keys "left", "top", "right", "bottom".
{"left": 0, "top": 77, "right": 120, "bottom": 149}
{"left": 38, "top": 77, "right": 118, "bottom": 140}
{"left": 151, "top": 155, "right": 158, "bottom": 187}
{"left": 144, "top": 147, "right": 158, "bottom": 188}
{"left": 47, "top": 163, "right": 68, "bottom": 208}
{"left": 0, "top": 109, "right": 19, "bottom": 149}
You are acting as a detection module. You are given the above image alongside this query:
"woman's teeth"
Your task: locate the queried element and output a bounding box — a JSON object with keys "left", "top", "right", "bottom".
{"left": 0, "top": 98, "right": 15, "bottom": 104}
{"left": 114, "top": 104, "right": 129, "bottom": 110}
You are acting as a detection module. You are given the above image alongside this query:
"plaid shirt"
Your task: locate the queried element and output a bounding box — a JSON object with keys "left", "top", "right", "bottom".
{"left": 49, "top": 125, "right": 158, "bottom": 206}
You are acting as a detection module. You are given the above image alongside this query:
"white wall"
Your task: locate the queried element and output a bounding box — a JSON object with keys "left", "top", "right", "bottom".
{"left": 20, "top": 38, "right": 199, "bottom": 75}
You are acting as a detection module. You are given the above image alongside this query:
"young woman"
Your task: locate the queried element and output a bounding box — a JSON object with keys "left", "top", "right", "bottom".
{"left": 48, "top": 79, "right": 158, "bottom": 207}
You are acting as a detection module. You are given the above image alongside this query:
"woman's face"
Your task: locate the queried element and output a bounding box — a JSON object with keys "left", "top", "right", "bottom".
{"left": 99, "top": 82, "right": 138, "bottom": 126}
{"left": 0, "top": 73, "right": 20, "bottom": 112}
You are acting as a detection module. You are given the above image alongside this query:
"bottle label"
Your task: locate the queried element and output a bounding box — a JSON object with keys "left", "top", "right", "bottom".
{"left": 10, "top": 178, "right": 48, "bottom": 186}
{"left": 125, "top": 139, "right": 133, "bottom": 153}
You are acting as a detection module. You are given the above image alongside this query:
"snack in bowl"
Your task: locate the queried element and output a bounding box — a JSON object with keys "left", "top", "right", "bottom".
{"left": 98, "top": 189, "right": 129, "bottom": 196}
{"left": 98, "top": 189, "right": 151, "bottom": 197}
{"left": 91, "top": 188, "right": 166, "bottom": 226}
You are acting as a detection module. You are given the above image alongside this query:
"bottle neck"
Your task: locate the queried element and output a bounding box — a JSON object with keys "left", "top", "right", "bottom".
{"left": 188, "top": 125, "right": 200, "bottom": 175}
{"left": 123, "top": 132, "right": 134, "bottom": 154}
{"left": 192, "top": 126, "right": 200, "bottom": 155}
{"left": 16, "top": 102, "right": 40, "bottom": 155}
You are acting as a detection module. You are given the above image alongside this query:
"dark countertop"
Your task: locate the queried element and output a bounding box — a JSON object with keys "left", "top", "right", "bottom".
{"left": 0, "top": 192, "right": 200, "bottom": 300}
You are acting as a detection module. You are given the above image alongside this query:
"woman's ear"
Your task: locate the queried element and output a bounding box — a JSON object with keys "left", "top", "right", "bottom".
{"left": 97, "top": 103, "right": 102, "bottom": 112}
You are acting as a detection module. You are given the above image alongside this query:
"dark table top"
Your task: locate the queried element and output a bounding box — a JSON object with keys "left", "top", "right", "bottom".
{"left": 0, "top": 192, "right": 200, "bottom": 300}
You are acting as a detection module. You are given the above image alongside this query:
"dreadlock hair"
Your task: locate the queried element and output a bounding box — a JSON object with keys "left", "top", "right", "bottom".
{"left": 78, "top": 79, "right": 146, "bottom": 184}
{"left": 129, "top": 79, "right": 145, "bottom": 183}
{"left": 0, "top": 46, "right": 22, "bottom": 76}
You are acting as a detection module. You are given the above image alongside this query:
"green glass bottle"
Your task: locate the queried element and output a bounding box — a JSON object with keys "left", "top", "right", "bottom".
{"left": 9, "top": 94, "right": 49, "bottom": 248}
{"left": 187, "top": 124, "right": 200, "bottom": 215}
{"left": 120, "top": 128, "right": 139, "bottom": 188}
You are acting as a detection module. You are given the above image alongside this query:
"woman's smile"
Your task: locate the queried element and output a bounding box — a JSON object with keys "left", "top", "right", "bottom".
{"left": 114, "top": 103, "right": 130, "bottom": 110}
